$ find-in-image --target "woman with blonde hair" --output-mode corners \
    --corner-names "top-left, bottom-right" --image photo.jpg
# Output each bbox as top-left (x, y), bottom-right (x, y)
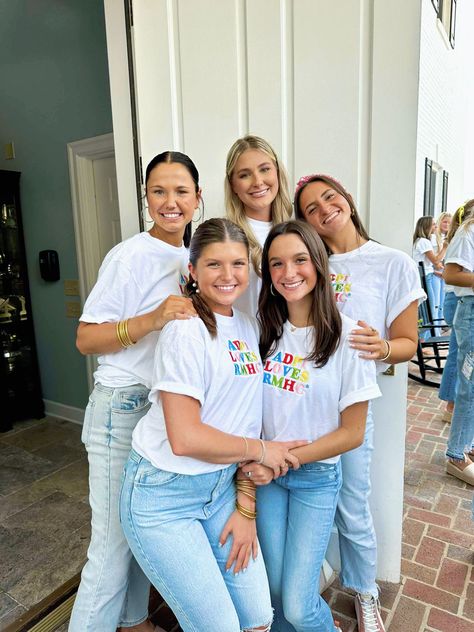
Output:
top-left (443, 202), bottom-right (474, 485)
top-left (439, 202), bottom-right (474, 422)
top-left (225, 135), bottom-right (292, 316)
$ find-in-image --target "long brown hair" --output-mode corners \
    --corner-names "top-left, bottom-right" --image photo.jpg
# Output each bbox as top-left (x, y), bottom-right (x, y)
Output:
top-left (412, 216), bottom-right (434, 244)
top-left (185, 218), bottom-right (249, 337)
top-left (294, 174), bottom-right (370, 251)
top-left (225, 135), bottom-right (292, 274)
top-left (258, 220), bottom-right (341, 367)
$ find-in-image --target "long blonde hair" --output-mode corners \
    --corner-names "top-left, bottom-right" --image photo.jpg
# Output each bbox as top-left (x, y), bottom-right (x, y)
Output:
top-left (434, 212), bottom-right (452, 251)
top-left (225, 135), bottom-right (292, 274)
top-left (446, 200), bottom-right (474, 244)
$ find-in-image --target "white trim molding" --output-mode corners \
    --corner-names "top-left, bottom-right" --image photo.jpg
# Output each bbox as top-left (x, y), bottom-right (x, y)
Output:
top-left (43, 400), bottom-right (85, 425)
top-left (67, 132), bottom-right (114, 392)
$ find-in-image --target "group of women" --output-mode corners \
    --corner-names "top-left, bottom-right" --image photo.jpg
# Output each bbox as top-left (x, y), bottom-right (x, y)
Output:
top-left (412, 204), bottom-right (474, 487)
top-left (69, 136), bottom-right (426, 632)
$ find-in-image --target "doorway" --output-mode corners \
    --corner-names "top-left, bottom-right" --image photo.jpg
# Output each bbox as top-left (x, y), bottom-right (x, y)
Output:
top-left (67, 133), bottom-right (121, 391)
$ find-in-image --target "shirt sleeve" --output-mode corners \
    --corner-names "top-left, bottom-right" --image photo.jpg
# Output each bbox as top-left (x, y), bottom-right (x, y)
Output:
top-left (386, 253), bottom-right (426, 328)
top-left (417, 238), bottom-right (434, 255)
top-left (338, 337), bottom-right (381, 412)
top-left (80, 258), bottom-right (143, 323)
top-left (152, 321), bottom-right (206, 405)
top-left (445, 228), bottom-right (474, 272)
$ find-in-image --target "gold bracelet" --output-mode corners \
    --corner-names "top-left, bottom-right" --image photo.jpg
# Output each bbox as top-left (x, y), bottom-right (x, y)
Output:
top-left (236, 501), bottom-right (257, 520)
top-left (117, 319), bottom-right (136, 348)
top-left (256, 438), bottom-right (266, 464)
top-left (379, 339), bottom-right (391, 362)
top-left (241, 436), bottom-right (249, 462)
top-left (116, 321), bottom-right (128, 348)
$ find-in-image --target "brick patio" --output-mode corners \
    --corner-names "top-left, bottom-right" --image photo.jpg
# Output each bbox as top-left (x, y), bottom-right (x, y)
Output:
top-left (322, 380), bottom-right (474, 632)
top-left (149, 379), bottom-right (474, 631)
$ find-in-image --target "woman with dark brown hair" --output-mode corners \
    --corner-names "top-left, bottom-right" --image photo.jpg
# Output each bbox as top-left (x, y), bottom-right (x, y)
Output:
top-left (294, 175), bottom-right (424, 632)
top-left (243, 220), bottom-right (381, 632)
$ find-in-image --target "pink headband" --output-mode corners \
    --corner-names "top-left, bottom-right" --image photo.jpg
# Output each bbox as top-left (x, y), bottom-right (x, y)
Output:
top-left (294, 173), bottom-right (347, 199)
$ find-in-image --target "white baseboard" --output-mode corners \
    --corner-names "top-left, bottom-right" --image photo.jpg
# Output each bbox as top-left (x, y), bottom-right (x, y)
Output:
top-left (43, 400), bottom-right (85, 425)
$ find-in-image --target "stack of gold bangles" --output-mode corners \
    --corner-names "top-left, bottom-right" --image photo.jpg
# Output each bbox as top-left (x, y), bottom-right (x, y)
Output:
top-left (236, 478), bottom-right (257, 520)
top-left (116, 319), bottom-right (135, 348)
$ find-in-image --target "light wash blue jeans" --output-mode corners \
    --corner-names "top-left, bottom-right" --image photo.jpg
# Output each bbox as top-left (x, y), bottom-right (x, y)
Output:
top-left (120, 451), bottom-right (273, 632)
top-left (432, 273), bottom-right (445, 325)
top-left (257, 460), bottom-right (342, 632)
top-left (422, 272), bottom-right (441, 339)
top-left (69, 384), bottom-right (151, 632)
top-left (335, 408), bottom-right (377, 596)
top-left (446, 296), bottom-right (474, 461)
top-left (439, 292), bottom-right (459, 403)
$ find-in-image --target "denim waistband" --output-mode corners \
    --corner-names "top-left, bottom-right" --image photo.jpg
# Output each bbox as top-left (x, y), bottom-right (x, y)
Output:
top-left (129, 448), bottom-right (144, 463)
top-left (94, 382), bottom-right (147, 395)
top-left (459, 295), bottom-right (474, 303)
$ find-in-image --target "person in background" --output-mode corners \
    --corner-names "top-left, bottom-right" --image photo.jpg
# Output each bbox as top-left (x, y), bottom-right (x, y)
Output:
top-left (412, 216), bottom-right (446, 337)
top-left (120, 218), bottom-right (307, 632)
top-left (438, 203), bottom-right (474, 423)
top-left (431, 212), bottom-right (451, 327)
top-left (225, 135), bottom-right (292, 317)
top-left (294, 173), bottom-right (424, 632)
top-left (443, 206), bottom-right (474, 486)
top-left (69, 151), bottom-right (199, 632)
top-left (242, 220), bottom-right (380, 632)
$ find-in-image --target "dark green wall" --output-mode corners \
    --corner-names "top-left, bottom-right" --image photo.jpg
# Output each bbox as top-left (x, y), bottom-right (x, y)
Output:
top-left (0, 0), bottom-right (113, 409)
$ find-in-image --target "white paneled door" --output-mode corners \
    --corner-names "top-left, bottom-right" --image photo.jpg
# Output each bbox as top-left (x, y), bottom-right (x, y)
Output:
top-left (126, 0), bottom-right (423, 583)
top-left (130, 0), bottom-right (370, 221)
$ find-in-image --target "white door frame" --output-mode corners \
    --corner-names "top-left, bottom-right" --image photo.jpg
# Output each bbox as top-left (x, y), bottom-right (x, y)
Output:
top-left (67, 132), bottom-right (116, 392)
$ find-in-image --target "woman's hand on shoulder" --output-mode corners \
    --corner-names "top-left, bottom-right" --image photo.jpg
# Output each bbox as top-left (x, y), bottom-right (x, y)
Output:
top-left (219, 510), bottom-right (258, 574)
top-left (149, 295), bottom-right (196, 331)
top-left (348, 320), bottom-right (387, 360)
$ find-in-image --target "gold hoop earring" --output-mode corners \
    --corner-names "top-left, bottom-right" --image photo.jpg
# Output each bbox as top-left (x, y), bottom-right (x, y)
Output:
top-left (193, 200), bottom-right (204, 223)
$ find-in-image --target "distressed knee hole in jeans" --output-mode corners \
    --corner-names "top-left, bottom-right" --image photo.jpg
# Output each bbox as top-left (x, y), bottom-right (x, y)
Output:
top-left (461, 351), bottom-right (474, 382)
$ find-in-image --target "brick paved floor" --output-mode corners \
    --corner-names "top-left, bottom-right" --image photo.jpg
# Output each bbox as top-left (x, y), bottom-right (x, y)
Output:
top-left (321, 380), bottom-right (474, 632)
top-left (148, 378), bottom-right (474, 631)
top-left (151, 379), bottom-right (474, 632)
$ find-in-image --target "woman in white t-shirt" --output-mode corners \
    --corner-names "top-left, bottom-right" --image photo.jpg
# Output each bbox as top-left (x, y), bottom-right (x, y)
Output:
top-left (242, 220), bottom-right (380, 632)
top-left (443, 211), bottom-right (474, 486)
top-left (120, 218), bottom-right (306, 632)
top-left (412, 215), bottom-right (445, 336)
top-left (69, 152), bottom-right (199, 632)
top-left (225, 135), bottom-right (292, 317)
top-left (294, 174), bottom-right (424, 632)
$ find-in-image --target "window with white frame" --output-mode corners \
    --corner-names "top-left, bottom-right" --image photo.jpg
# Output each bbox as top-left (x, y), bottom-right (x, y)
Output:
top-left (432, 0), bottom-right (457, 48)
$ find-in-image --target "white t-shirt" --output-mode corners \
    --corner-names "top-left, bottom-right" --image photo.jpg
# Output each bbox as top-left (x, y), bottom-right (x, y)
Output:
top-left (445, 224), bottom-right (474, 297)
top-left (234, 217), bottom-right (272, 317)
top-left (80, 232), bottom-right (189, 388)
top-left (132, 310), bottom-right (263, 475)
top-left (262, 314), bottom-right (381, 464)
top-left (329, 241), bottom-right (425, 371)
top-left (412, 237), bottom-right (434, 275)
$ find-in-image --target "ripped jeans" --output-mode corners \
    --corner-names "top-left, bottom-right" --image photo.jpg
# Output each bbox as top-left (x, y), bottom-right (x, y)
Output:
top-left (69, 383), bottom-right (151, 632)
top-left (446, 296), bottom-right (474, 461)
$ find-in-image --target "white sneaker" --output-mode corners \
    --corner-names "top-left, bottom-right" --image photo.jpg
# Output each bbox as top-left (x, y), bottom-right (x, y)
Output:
top-left (354, 592), bottom-right (385, 632)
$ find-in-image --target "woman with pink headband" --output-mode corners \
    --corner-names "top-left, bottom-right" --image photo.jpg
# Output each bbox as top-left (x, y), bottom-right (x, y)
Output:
top-left (294, 174), bottom-right (425, 632)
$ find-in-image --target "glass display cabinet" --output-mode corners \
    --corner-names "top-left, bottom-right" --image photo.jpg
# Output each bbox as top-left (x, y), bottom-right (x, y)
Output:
top-left (0, 170), bottom-right (44, 431)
